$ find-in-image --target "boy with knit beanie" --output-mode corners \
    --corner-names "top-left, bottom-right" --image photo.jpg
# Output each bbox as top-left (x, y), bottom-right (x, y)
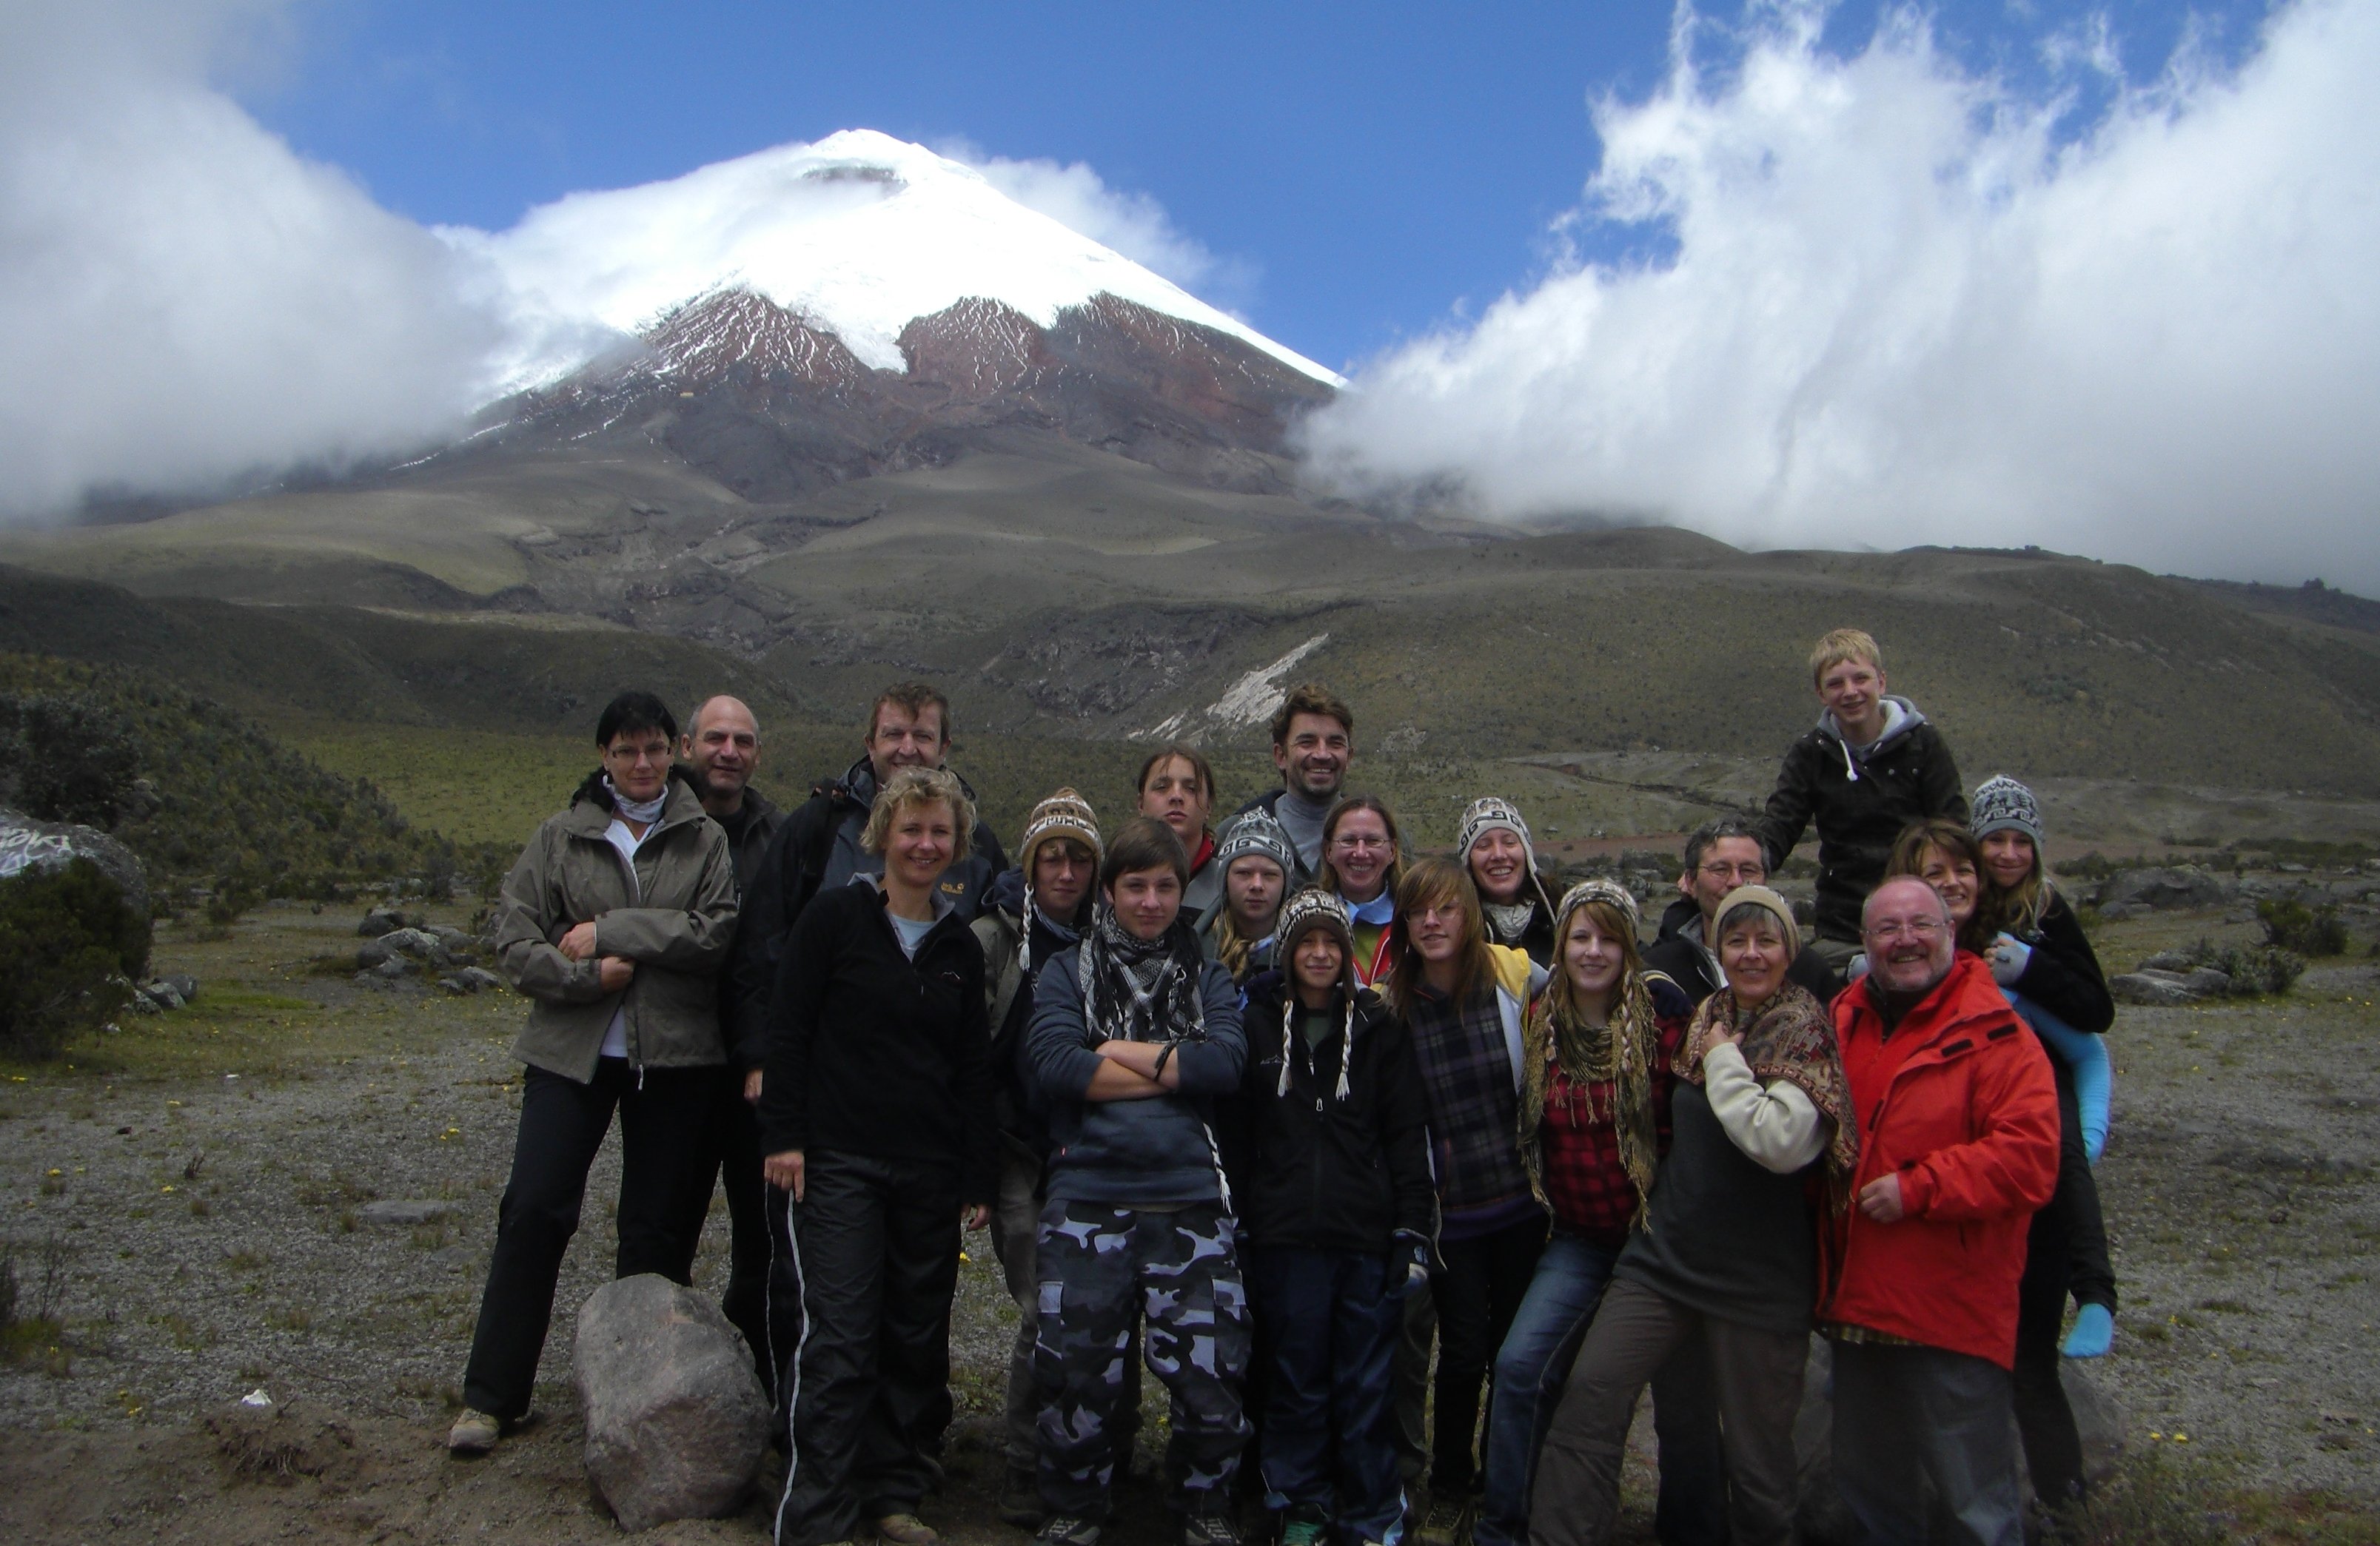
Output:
top-left (974, 789), bottom-right (1109, 1525)
top-left (1219, 891), bottom-right (1436, 1546)
top-left (1757, 629), bottom-right (1967, 975)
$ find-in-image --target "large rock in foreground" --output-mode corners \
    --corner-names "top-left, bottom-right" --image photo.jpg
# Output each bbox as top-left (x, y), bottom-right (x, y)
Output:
top-left (0, 805), bottom-right (149, 922)
top-left (574, 1274), bottom-right (770, 1532)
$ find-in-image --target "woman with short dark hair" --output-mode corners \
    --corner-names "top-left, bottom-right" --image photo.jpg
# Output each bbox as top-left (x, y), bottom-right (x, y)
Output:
top-left (452, 691), bottom-right (740, 1456)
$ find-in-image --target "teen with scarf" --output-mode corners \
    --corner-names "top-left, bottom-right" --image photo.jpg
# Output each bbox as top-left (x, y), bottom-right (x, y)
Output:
top-left (1390, 857), bottom-right (1546, 1546)
top-left (1460, 797), bottom-right (1562, 967)
top-left (1529, 887), bottom-right (1855, 1546)
top-left (1218, 890), bottom-right (1435, 1546)
top-left (455, 693), bottom-right (739, 1456)
top-left (1475, 881), bottom-right (1724, 1546)
top-left (1020, 817), bottom-right (1251, 1546)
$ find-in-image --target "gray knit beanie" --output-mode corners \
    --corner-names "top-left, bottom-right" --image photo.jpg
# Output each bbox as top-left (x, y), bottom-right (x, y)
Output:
top-left (1969, 775), bottom-right (2044, 847)
top-left (1213, 810), bottom-right (1297, 879)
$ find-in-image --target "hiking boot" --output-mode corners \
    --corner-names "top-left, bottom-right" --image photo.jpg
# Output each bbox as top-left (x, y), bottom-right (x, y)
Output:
top-left (1037, 1516), bottom-right (1102, 1546)
top-left (1182, 1510), bottom-right (1244, 1546)
top-left (1278, 1505), bottom-right (1329, 1546)
top-left (875, 1515), bottom-right (939, 1546)
top-left (999, 1467), bottom-right (1046, 1529)
top-left (445, 1407), bottom-right (500, 1456)
top-left (1413, 1496), bottom-right (1469, 1546)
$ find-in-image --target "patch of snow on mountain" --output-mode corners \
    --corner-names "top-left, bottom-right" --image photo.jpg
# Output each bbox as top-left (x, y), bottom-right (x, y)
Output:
top-left (455, 130), bottom-right (1341, 392)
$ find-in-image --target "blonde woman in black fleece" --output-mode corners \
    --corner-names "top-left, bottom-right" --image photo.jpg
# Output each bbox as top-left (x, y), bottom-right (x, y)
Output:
top-left (761, 766), bottom-right (996, 1546)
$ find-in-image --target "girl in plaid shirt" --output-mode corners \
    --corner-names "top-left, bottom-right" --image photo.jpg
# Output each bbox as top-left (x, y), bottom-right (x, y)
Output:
top-left (1474, 881), bottom-right (1725, 1546)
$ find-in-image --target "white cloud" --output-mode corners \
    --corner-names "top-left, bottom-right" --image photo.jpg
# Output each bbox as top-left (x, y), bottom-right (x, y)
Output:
top-left (946, 141), bottom-right (1258, 309)
top-left (0, 0), bottom-right (507, 517)
top-left (1300, 0), bottom-right (2380, 592)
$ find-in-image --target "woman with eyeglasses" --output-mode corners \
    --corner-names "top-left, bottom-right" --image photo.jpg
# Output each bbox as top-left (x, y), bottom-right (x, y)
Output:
top-left (1318, 795), bottom-right (1408, 988)
top-left (452, 691), bottom-right (740, 1457)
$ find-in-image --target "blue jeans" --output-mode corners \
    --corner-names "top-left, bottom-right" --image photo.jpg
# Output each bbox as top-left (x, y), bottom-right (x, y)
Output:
top-left (1245, 1246), bottom-right (1407, 1545)
top-left (1830, 1340), bottom-right (2025, 1546)
top-left (1475, 1234), bottom-right (1730, 1546)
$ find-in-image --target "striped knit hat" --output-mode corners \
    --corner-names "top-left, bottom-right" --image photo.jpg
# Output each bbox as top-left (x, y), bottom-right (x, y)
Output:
top-left (1457, 796), bottom-right (1535, 870)
top-left (1213, 809), bottom-right (1296, 878)
top-left (1553, 877), bottom-right (1641, 941)
top-left (1969, 775), bottom-right (2044, 847)
top-left (1018, 788), bottom-right (1102, 873)
top-left (1271, 888), bottom-right (1357, 1100)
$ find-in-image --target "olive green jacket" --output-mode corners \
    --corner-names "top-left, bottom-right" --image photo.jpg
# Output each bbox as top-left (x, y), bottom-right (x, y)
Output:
top-left (495, 776), bottom-right (740, 1082)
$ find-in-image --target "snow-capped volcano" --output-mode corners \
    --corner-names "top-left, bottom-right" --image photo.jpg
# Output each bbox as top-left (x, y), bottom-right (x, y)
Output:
top-left (456, 130), bottom-right (1340, 391)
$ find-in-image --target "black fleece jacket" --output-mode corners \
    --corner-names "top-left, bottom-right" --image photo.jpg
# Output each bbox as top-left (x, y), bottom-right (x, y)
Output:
top-left (1216, 975), bottom-right (1438, 1256)
top-left (1757, 702), bottom-right (1967, 943)
top-left (2006, 891), bottom-right (2113, 1034)
top-left (726, 759), bottom-right (1007, 1070)
top-left (757, 881), bottom-right (997, 1203)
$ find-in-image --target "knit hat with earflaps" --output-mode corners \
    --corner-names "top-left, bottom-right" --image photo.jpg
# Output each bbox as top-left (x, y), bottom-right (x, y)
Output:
top-left (1460, 796), bottom-right (1557, 942)
top-left (1552, 877), bottom-right (1641, 942)
top-left (1212, 809), bottom-right (1297, 880)
top-left (1018, 788), bottom-right (1102, 873)
top-left (1270, 888), bottom-right (1358, 1101)
top-left (1712, 884), bottom-right (1801, 960)
top-left (1969, 775), bottom-right (2044, 848)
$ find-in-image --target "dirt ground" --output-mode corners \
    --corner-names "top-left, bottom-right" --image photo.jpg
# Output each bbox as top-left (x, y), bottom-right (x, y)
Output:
top-left (1, 896), bottom-right (2376, 1542)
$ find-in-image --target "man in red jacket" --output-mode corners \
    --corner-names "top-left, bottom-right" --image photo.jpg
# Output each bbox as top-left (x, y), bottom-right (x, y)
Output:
top-left (1823, 877), bottom-right (2060, 1546)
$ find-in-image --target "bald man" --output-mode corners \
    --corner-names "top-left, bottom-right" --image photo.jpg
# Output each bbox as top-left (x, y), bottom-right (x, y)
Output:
top-left (679, 694), bottom-right (785, 1394)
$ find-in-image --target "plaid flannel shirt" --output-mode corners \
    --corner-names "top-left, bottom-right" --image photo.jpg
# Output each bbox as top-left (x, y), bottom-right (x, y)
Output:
top-left (1538, 1010), bottom-right (1687, 1246)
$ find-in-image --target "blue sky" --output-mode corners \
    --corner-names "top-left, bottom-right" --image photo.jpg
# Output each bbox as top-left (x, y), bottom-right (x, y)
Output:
top-left (244, 0), bottom-right (2278, 374)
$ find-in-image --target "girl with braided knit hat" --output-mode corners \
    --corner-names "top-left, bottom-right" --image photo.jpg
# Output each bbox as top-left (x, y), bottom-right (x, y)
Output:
top-left (1529, 887), bottom-right (1856, 1546)
top-left (1472, 881), bottom-right (1723, 1546)
top-left (1458, 797), bottom-right (1563, 968)
top-left (1217, 890), bottom-right (1436, 1546)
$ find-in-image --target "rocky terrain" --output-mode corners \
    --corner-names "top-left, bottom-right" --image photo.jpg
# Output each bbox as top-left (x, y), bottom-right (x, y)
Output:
top-left (1, 881), bottom-right (2376, 1541)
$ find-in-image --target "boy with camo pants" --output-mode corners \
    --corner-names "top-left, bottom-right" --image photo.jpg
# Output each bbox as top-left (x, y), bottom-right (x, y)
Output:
top-left (1019, 817), bottom-right (1253, 1546)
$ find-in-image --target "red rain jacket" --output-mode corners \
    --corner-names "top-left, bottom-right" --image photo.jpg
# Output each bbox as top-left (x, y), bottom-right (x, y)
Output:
top-left (1823, 952), bottom-right (2061, 1368)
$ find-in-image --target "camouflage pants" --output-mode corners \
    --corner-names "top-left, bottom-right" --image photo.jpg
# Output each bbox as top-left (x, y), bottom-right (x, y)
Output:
top-left (1034, 1199), bottom-right (1251, 1520)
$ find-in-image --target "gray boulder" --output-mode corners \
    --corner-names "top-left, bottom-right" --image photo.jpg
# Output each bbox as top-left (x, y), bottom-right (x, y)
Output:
top-left (356, 905), bottom-right (423, 938)
top-left (439, 967), bottom-right (504, 995)
top-left (0, 804), bottom-right (150, 922)
top-left (2096, 866), bottom-right (2227, 913)
top-left (2112, 971), bottom-right (2201, 1006)
top-left (2180, 967), bottom-right (2233, 997)
top-left (576, 1274), bottom-right (770, 1532)
top-left (2139, 950), bottom-right (2196, 972)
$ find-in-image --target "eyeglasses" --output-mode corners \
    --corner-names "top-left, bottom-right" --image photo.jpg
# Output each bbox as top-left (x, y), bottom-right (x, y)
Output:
top-left (605, 742), bottom-right (671, 765)
top-left (1331, 835), bottom-right (1393, 852)
top-left (1866, 918), bottom-right (1947, 942)
top-left (1697, 862), bottom-right (1766, 883)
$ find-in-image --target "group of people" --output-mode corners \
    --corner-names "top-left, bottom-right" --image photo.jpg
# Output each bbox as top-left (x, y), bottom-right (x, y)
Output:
top-left (448, 628), bottom-right (2121, 1546)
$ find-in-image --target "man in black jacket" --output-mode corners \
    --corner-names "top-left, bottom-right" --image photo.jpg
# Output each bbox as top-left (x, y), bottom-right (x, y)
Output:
top-left (1756, 629), bottom-right (1966, 973)
top-left (677, 695), bottom-right (784, 1391)
top-left (728, 682), bottom-right (1009, 1080)
top-left (1645, 816), bottom-right (1843, 1005)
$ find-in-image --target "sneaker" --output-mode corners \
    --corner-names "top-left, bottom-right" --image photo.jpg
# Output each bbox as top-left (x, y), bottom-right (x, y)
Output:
top-left (875, 1515), bottom-right (939, 1546)
top-left (1038, 1516), bottom-right (1102, 1546)
top-left (445, 1407), bottom-right (500, 1456)
top-left (999, 1467), bottom-right (1046, 1529)
top-left (1413, 1496), bottom-right (1469, 1546)
top-left (1279, 1505), bottom-right (1329, 1546)
top-left (1182, 1511), bottom-right (1244, 1546)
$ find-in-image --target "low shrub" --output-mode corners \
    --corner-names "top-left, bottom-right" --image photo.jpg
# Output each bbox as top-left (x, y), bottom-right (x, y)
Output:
top-left (2256, 898), bottom-right (2350, 958)
top-left (2181, 937), bottom-right (2306, 997)
top-left (0, 858), bottom-right (149, 1060)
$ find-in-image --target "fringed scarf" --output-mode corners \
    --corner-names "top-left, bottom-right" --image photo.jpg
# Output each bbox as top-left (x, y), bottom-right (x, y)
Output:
top-left (1518, 970), bottom-right (1662, 1229)
top-left (1677, 981), bottom-right (1860, 1206)
top-left (1078, 910), bottom-right (1207, 1046)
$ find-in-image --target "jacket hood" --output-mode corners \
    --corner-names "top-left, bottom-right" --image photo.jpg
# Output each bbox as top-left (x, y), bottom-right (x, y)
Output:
top-left (830, 755), bottom-right (983, 810)
top-left (1845, 950), bottom-right (2010, 1048)
top-left (1817, 694), bottom-right (1925, 757)
top-left (1653, 893), bottom-right (1703, 944)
